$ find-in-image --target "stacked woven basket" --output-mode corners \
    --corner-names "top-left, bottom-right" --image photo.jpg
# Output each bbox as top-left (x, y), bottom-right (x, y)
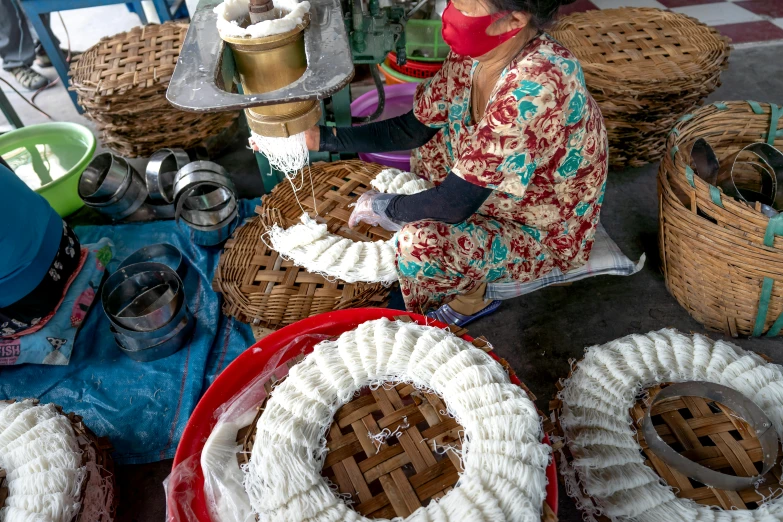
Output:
top-left (69, 22), bottom-right (238, 158)
top-left (552, 8), bottom-right (731, 169)
top-left (659, 101), bottom-right (783, 337)
top-left (213, 161), bottom-right (393, 331)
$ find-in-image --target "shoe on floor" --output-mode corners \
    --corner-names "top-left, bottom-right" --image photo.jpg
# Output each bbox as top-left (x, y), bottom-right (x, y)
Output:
top-left (35, 46), bottom-right (82, 68)
top-left (426, 300), bottom-right (501, 327)
top-left (8, 66), bottom-right (49, 91)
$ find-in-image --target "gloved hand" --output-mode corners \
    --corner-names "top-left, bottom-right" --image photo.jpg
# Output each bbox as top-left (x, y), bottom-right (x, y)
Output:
top-left (348, 191), bottom-right (403, 231)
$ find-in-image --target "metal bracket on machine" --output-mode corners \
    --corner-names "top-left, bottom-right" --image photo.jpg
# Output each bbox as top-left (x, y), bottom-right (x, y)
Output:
top-left (167, 0), bottom-right (355, 112)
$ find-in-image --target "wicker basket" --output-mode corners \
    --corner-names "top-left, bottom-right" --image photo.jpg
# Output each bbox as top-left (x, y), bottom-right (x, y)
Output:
top-left (213, 161), bottom-right (394, 330)
top-left (0, 400), bottom-right (117, 521)
top-left (237, 319), bottom-right (558, 520)
top-left (69, 22), bottom-right (238, 158)
top-left (550, 380), bottom-right (783, 513)
top-left (552, 8), bottom-right (730, 169)
top-left (659, 101), bottom-right (783, 337)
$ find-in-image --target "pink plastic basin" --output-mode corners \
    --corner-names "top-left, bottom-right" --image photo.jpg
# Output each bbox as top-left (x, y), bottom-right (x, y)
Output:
top-left (352, 83), bottom-right (418, 171)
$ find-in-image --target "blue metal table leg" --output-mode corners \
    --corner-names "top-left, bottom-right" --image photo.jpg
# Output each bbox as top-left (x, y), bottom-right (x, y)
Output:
top-left (0, 90), bottom-right (24, 130)
top-left (151, 0), bottom-right (172, 21)
top-left (20, 3), bottom-right (82, 113)
top-left (131, 0), bottom-right (148, 23)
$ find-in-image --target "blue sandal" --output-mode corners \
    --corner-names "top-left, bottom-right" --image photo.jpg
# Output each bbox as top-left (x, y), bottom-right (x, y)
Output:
top-left (426, 300), bottom-right (501, 327)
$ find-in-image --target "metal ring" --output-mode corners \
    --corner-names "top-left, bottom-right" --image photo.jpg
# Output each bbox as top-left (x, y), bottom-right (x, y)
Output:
top-left (173, 161), bottom-right (235, 202)
top-left (190, 214), bottom-right (240, 246)
top-left (117, 283), bottom-right (176, 317)
top-left (173, 172), bottom-right (235, 205)
top-left (717, 143), bottom-right (783, 213)
top-left (102, 262), bottom-right (184, 333)
top-left (184, 186), bottom-right (233, 211)
top-left (79, 153), bottom-right (131, 200)
top-left (113, 310), bottom-right (194, 362)
top-left (174, 160), bottom-right (231, 183)
top-left (642, 381), bottom-right (779, 492)
top-left (90, 170), bottom-right (149, 221)
top-left (181, 198), bottom-right (237, 227)
top-left (109, 296), bottom-right (188, 346)
top-left (81, 160), bottom-right (134, 207)
top-left (105, 269), bottom-right (182, 332)
top-left (118, 244), bottom-right (188, 280)
top-left (146, 148), bottom-right (190, 203)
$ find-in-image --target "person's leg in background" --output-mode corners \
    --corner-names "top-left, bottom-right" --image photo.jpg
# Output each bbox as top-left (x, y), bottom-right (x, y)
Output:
top-left (0, 0), bottom-right (53, 90)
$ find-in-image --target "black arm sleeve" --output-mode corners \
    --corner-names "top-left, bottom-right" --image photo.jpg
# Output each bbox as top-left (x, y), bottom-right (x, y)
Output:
top-left (319, 110), bottom-right (439, 154)
top-left (377, 172), bottom-right (492, 225)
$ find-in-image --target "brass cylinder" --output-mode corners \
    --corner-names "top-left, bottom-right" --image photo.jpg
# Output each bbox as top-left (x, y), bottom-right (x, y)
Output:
top-left (221, 16), bottom-right (322, 137)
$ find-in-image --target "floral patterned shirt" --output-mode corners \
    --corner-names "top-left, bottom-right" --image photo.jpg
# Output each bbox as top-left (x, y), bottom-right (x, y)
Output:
top-left (411, 33), bottom-right (608, 271)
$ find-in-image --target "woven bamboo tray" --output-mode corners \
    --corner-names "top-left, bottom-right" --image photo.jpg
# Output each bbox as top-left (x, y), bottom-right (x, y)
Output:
top-left (237, 320), bottom-right (557, 521)
top-left (659, 101), bottom-right (783, 337)
top-left (69, 22), bottom-right (238, 158)
top-left (552, 8), bottom-right (730, 169)
top-left (213, 161), bottom-right (394, 330)
top-left (0, 400), bottom-right (117, 522)
top-left (550, 379), bottom-right (783, 513)
top-left (259, 160), bottom-right (396, 242)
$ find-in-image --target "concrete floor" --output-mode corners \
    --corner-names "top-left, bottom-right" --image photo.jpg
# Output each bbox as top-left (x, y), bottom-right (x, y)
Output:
top-left (3, 8), bottom-right (783, 520)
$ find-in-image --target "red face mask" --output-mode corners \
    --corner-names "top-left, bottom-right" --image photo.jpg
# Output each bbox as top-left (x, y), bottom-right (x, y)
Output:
top-left (441, 3), bottom-right (522, 58)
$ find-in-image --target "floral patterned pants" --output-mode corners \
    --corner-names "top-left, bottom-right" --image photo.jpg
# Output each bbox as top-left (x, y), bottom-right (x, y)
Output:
top-left (394, 214), bottom-right (555, 313)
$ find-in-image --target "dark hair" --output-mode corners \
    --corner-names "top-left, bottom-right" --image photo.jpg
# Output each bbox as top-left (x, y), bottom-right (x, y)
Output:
top-left (488, 0), bottom-right (576, 27)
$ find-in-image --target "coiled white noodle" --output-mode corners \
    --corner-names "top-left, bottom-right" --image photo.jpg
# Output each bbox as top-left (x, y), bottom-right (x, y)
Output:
top-left (557, 329), bottom-right (783, 522)
top-left (267, 169), bottom-right (435, 284)
top-left (0, 401), bottom-right (85, 522)
top-left (243, 318), bottom-right (550, 521)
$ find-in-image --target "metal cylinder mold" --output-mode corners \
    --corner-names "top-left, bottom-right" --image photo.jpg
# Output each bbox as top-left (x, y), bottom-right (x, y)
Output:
top-left (220, 16), bottom-right (322, 137)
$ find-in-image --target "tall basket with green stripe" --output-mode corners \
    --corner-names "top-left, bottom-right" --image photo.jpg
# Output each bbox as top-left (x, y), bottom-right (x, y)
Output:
top-left (659, 101), bottom-right (783, 337)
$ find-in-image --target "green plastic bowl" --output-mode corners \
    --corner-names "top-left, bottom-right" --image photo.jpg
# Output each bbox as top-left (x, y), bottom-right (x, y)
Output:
top-left (0, 122), bottom-right (96, 217)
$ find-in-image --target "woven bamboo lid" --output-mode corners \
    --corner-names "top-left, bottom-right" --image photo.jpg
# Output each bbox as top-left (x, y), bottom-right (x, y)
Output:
top-left (552, 8), bottom-right (730, 86)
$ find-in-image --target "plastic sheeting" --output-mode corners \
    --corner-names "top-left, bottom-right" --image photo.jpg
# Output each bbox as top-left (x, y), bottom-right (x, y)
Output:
top-left (0, 200), bottom-right (260, 465)
top-left (165, 333), bottom-right (329, 522)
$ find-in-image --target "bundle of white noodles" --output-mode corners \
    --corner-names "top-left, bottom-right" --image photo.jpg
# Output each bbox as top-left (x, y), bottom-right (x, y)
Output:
top-left (248, 132), bottom-right (310, 176)
top-left (0, 400), bottom-right (86, 522)
top-left (243, 317), bottom-right (550, 521)
top-left (557, 329), bottom-right (783, 522)
top-left (215, 0), bottom-right (310, 39)
top-left (266, 169), bottom-right (434, 283)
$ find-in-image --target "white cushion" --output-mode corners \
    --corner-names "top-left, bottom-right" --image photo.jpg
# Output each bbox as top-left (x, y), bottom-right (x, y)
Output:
top-left (486, 224), bottom-right (644, 301)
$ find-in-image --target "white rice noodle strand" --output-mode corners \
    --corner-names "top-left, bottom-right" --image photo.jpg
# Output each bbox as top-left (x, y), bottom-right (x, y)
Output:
top-left (0, 401), bottom-right (85, 522)
top-left (266, 169), bottom-right (434, 284)
top-left (215, 0), bottom-right (310, 39)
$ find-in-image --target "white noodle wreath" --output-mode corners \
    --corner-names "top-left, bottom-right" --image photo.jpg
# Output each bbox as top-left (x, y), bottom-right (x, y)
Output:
top-left (557, 329), bottom-right (783, 522)
top-left (243, 317), bottom-right (550, 521)
top-left (0, 400), bottom-right (86, 522)
top-left (267, 170), bottom-right (434, 284)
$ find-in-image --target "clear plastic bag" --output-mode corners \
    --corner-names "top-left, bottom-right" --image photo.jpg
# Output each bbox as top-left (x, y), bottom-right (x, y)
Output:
top-left (165, 333), bottom-right (331, 522)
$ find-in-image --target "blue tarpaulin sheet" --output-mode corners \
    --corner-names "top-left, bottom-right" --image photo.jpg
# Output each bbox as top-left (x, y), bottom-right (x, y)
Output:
top-left (0, 200), bottom-right (260, 465)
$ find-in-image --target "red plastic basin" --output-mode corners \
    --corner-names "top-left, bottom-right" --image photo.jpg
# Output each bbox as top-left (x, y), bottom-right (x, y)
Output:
top-left (169, 309), bottom-right (558, 520)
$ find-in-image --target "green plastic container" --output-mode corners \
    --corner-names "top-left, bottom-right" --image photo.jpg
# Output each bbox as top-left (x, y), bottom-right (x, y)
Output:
top-left (405, 20), bottom-right (449, 62)
top-left (0, 123), bottom-right (96, 217)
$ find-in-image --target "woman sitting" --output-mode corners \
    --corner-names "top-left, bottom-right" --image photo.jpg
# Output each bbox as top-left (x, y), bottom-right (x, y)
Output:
top-left (308, 0), bottom-right (607, 325)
